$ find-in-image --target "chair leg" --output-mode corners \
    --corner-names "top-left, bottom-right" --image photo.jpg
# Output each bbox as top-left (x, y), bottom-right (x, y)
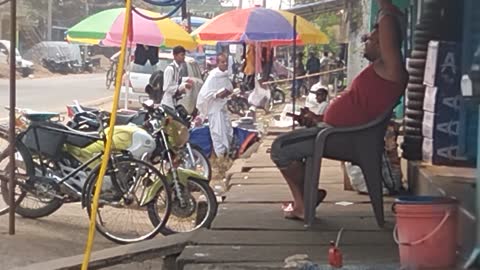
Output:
top-left (304, 157), bottom-right (321, 228)
top-left (359, 154), bottom-right (385, 227)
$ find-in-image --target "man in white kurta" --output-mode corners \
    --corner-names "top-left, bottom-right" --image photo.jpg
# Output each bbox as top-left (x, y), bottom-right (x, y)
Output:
top-left (196, 54), bottom-right (234, 157)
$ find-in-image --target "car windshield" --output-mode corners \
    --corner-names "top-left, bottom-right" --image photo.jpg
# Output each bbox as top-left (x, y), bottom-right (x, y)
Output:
top-left (130, 58), bottom-right (170, 74)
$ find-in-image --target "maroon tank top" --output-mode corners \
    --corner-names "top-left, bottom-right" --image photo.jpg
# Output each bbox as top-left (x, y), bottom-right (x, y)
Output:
top-left (323, 64), bottom-right (405, 127)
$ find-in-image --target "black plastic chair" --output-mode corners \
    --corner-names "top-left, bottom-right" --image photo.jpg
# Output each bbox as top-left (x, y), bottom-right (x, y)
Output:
top-left (303, 107), bottom-right (395, 228)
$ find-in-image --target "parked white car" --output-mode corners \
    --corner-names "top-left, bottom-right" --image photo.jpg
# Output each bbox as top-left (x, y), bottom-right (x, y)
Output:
top-left (0, 40), bottom-right (34, 77)
top-left (119, 52), bottom-right (203, 113)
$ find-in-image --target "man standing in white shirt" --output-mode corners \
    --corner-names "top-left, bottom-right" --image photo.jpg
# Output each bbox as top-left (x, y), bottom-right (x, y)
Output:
top-left (196, 53), bottom-right (234, 157)
top-left (161, 46), bottom-right (191, 108)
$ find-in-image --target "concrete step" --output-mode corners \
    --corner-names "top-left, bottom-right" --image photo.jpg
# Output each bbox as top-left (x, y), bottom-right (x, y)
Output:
top-left (189, 229), bottom-right (396, 246)
top-left (177, 245), bottom-right (398, 270)
top-left (14, 232), bottom-right (195, 270)
top-left (181, 263), bottom-right (400, 270)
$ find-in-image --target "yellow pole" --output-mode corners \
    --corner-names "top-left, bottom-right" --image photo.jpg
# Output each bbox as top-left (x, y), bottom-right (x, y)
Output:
top-left (81, 0), bottom-right (132, 269)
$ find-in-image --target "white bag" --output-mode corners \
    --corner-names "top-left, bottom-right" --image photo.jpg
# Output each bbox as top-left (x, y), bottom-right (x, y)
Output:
top-left (248, 78), bottom-right (271, 109)
top-left (345, 152), bottom-right (401, 195)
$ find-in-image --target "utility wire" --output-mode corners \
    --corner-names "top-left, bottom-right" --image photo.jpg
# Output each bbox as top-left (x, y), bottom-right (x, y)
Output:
top-left (0, 0), bottom-right (10, 6)
top-left (129, 0), bottom-right (184, 21)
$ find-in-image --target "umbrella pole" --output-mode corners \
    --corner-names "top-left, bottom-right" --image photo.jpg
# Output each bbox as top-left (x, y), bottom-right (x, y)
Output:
top-left (124, 47), bottom-right (132, 110)
top-left (291, 15), bottom-right (297, 130)
top-left (8, 0), bottom-right (17, 235)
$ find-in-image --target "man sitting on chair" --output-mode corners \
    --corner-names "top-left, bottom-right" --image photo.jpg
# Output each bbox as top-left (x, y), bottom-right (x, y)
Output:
top-left (270, 0), bottom-right (408, 220)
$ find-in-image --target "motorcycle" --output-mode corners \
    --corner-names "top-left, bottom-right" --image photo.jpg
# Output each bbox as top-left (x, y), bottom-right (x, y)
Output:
top-left (226, 72), bottom-right (251, 116)
top-left (0, 107), bottom-right (172, 244)
top-left (67, 101), bottom-right (218, 235)
top-left (66, 101), bottom-right (212, 181)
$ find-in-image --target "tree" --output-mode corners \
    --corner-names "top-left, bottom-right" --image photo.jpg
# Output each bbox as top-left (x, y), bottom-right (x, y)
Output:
top-left (305, 11), bottom-right (342, 56)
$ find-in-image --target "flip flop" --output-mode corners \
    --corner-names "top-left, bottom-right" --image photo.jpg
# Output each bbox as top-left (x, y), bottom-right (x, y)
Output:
top-left (281, 189), bottom-right (327, 210)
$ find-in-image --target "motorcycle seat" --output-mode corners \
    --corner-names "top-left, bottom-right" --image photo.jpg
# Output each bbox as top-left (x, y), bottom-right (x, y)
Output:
top-left (115, 111), bottom-right (147, 126)
top-left (64, 126), bottom-right (102, 148)
top-left (23, 111), bottom-right (61, 122)
top-left (115, 113), bottom-right (138, 125)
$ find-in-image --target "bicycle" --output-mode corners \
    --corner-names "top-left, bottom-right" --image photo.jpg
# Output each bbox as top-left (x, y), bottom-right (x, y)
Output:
top-left (0, 109), bottom-right (172, 244)
top-left (105, 60), bottom-right (117, 90)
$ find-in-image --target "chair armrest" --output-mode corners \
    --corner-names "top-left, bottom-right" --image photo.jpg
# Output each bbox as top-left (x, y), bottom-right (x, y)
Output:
top-left (314, 105), bottom-right (395, 145)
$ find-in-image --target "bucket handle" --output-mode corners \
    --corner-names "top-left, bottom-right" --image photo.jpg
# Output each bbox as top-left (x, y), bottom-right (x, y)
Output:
top-left (393, 210), bottom-right (451, 246)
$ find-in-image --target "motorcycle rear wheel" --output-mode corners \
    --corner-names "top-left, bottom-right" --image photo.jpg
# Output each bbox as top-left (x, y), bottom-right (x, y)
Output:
top-left (84, 157), bottom-right (172, 244)
top-left (0, 141), bottom-right (63, 218)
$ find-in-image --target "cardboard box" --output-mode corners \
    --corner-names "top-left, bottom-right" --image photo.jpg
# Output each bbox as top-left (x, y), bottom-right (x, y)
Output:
top-left (422, 110), bottom-right (460, 139)
top-left (423, 86), bottom-right (462, 113)
top-left (422, 137), bottom-right (474, 167)
top-left (424, 41), bottom-right (461, 89)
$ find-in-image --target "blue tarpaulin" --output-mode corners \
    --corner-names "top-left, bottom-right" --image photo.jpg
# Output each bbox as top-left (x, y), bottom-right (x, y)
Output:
top-left (189, 126), bottom-right (256, 157)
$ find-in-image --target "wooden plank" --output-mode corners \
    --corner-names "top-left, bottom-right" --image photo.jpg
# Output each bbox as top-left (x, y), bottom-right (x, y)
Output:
top-left (224, 184), bottom-right (396, 204)
top-left (213, 203), bottom-right (395, 231)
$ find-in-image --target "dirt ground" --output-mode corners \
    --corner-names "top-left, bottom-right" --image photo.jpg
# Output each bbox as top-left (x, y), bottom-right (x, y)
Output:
top-left (0, 55), bottom-right (110, 80)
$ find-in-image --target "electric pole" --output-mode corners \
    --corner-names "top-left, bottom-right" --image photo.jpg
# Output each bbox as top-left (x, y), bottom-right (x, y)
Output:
top-left (262, 0), bottom-right (266, 8)
top-left (239, 0), bottom-right (243, 9)
top-left (47, 0), bottom-right (52, 41)
top-left (181, 0), bottom-right (191, 33)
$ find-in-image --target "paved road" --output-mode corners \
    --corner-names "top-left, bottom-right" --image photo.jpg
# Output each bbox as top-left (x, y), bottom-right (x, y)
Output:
top-left (0, 74), bottom-right (111, 119)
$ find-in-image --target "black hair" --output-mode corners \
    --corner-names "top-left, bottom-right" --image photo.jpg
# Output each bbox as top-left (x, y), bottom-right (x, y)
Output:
top-left (217, 52), bottom-right (227, 60)
top-left (173, 46), bottom-right (186, 55)
top-left (315, 88), bottom-right (328, 95)
top-left (323, 52), bottom-right (329, 57)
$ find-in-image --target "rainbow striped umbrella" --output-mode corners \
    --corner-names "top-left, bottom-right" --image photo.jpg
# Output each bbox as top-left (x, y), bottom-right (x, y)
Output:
top-left (66, 8), bottom-right (197, 50)
top-left (191, 7), bottom-right (329, 45)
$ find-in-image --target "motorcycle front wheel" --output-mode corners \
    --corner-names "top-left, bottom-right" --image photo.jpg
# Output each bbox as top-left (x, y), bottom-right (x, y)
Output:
top-left (180, 144), bottom-right (212, 180)
top-left (149, 177), bottom-right (218, 236)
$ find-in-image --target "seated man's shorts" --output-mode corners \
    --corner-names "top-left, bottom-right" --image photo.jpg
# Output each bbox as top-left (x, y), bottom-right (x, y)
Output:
top-left (270, 126), bottom-right (325, 168)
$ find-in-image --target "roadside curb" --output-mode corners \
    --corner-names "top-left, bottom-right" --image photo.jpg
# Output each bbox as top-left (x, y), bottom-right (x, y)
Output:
top-left (13, 231), bottom-right (196, 270)
top-left (0, 96), bottom-right (113, 123)
top-left (81, 96), bottom-right (113, 108)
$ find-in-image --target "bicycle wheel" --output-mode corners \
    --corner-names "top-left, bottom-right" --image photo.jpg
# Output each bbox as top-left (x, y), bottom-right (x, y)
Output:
top-left (149, 177), bottom-right (218, 235)
top-left (105, 68), bottom-right (114, 89)
top-left (0, 130), bottom-right (12, 215)
top-left (180, 145), bottom-right (212, 180)
top-left (84, 157), bottom-right (172, 244)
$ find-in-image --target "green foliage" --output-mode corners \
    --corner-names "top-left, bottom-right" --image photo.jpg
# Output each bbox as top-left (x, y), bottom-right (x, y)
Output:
top-left (305, 11), bottom-right (341, 56)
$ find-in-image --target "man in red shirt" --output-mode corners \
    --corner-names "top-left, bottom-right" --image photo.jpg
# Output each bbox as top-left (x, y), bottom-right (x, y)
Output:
top-left (271, 0), bottom-right (408, 220)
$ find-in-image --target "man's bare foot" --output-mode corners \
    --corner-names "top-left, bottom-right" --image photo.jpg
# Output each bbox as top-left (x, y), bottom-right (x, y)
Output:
top-left (282, 189), bottom-right (327, 220)
top-left (283, 208), bottom-right (305, 220)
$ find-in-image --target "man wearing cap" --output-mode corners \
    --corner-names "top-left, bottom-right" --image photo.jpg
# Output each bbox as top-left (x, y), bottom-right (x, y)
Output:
top-left (305, 82), bottom-right (329, 117)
